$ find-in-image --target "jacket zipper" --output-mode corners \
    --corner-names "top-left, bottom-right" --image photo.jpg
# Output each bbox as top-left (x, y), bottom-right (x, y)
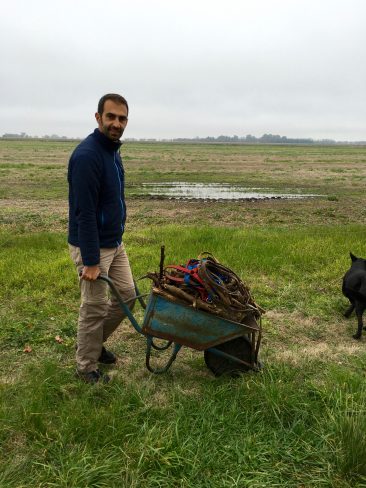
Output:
top-left (113, 152), bottom-right (124, 244)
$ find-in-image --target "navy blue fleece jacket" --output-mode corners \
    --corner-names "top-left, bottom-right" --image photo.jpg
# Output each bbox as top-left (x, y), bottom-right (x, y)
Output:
top-left (68, 129), bottom-right (126, 266)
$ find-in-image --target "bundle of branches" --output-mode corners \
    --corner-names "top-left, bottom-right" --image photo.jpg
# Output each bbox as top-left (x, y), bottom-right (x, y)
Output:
top-left (146, 251), bottom-right (264, 323)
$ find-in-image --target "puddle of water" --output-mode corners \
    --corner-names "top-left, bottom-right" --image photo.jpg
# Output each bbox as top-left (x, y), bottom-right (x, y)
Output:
top-left (141, 183), bottom-right (321, 201)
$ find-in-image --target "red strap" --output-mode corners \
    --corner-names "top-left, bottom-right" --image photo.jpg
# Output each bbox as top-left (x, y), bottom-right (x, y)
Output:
top-left (165, 265), bottom-right (204, 285)
top-left (164, 272), bottom-right (185, 283)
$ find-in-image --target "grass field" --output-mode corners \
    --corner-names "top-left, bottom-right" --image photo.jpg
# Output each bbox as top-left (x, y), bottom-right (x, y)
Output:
top-left (1, 139), bottom-right (366, 487)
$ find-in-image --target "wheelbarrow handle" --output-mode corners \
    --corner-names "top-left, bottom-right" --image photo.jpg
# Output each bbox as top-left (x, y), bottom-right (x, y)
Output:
top-left (97, 274), bottom-right (145, 335)
top-left (133, 279), bottom-right (148, 310)
top-left (99, 275), bottom-right (149, 308)
top-left (78, 270), bottom-right (148, 306)
top-left (98, 274), bottom-right (180, 373)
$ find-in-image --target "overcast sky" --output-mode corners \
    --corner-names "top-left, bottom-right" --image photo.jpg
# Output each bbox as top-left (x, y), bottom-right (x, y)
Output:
top-left (1, 0), bottom-right (365, 140)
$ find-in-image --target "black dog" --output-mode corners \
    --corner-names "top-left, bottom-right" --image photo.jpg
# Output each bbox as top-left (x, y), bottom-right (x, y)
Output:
top-left (342, 252), bottom-right (366, 339)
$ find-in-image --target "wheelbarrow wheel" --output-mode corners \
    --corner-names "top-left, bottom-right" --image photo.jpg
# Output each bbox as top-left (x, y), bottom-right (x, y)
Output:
top-left (204, 336), bottom-right (254, 377)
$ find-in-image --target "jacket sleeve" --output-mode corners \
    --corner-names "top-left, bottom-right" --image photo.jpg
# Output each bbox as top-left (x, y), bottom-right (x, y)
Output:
top-left (70, 150), bottom-right (102, 266)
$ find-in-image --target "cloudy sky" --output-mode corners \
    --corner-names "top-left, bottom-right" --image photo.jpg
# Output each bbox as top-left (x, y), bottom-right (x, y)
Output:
top-left (1, 0), bottom-right (365, 140)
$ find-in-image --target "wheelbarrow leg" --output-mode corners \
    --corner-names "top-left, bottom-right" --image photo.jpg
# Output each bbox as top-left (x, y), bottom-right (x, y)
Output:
top-left (145, 337), bottom-right (182, 374)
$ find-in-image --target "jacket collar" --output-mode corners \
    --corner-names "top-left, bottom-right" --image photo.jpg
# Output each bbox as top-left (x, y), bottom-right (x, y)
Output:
top-left (92, 128), bottom-right (122, 151)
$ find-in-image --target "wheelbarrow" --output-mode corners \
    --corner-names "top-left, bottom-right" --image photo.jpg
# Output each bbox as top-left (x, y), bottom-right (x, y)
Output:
top-left (98, 275), bottom-right (262, 377)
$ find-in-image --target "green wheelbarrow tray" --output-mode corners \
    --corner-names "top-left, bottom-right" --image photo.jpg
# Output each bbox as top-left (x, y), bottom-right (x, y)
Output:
top-left (98, 274), bottom-right (262, 376)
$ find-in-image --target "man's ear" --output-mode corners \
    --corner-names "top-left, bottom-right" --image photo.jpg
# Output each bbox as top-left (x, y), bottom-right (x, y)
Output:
top-left (95, 112), bottom-right (101, 125)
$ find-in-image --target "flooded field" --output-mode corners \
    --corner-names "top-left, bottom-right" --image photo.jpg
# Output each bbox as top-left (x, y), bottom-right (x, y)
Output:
top-left (140, 182), bottom-right (321, 201)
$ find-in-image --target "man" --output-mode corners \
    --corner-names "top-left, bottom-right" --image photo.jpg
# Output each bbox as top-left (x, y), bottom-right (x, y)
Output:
top-left (68, 93), bottom-right (136, 384)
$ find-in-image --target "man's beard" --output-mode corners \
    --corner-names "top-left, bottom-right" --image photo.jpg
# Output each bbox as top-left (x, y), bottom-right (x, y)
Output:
top-left (103, 125), bottom-right (123, 141)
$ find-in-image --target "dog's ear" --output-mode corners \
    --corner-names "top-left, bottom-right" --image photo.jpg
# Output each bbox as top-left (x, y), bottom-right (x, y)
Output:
top-left (350, 252), bottom-right (358, 262)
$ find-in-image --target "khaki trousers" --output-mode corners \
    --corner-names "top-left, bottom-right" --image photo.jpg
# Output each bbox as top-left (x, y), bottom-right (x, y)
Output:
top-left (69, 243), bottom-right (136, 373)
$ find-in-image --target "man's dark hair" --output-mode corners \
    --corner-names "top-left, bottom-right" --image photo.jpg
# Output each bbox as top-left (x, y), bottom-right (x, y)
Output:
top-left (97, 93), bottom-right (129, 115)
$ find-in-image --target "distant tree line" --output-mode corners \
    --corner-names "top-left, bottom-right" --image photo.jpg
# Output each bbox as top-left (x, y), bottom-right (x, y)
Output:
top-left (1, 132), bottom-right (70, 140)
top-left (169, 134), bottom-right (350, 144)
top-left (2, 132), bottom-right (365, 145)
top-left (127, 134), bottom-right (366, 144)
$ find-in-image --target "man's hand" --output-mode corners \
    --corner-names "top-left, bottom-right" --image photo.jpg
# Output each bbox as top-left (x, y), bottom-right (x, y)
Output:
top-left (81, 265), bottom-right (101, 281)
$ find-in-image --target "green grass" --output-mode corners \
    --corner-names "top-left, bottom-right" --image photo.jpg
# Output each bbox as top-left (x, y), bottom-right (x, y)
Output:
top-left (1, 225), bottom-right (366, 486)
top-left (2, 355), bottom-right (366, 486)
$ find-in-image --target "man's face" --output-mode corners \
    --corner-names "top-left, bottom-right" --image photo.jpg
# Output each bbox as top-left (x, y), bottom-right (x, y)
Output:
top-left (95, 99), bottom-right (128, 142)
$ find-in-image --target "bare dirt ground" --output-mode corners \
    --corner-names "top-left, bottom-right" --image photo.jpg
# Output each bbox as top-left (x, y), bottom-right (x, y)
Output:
top-left (0, 194), bottom-right (364, 235)
top-left (1, 140), bottom-right (365, 232)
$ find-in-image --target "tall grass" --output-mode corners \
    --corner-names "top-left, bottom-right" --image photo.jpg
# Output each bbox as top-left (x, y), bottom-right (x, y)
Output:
top-left (2, 359), bottom-right (366, 486)
top-left (1, 224), bottom-right (366, 486)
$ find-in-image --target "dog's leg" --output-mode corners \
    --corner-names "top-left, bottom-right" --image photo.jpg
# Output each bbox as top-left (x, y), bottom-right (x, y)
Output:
top-left (344, 302), bottom-right (355, 318)
top-left (353, 302), bottom-right (364, 340)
